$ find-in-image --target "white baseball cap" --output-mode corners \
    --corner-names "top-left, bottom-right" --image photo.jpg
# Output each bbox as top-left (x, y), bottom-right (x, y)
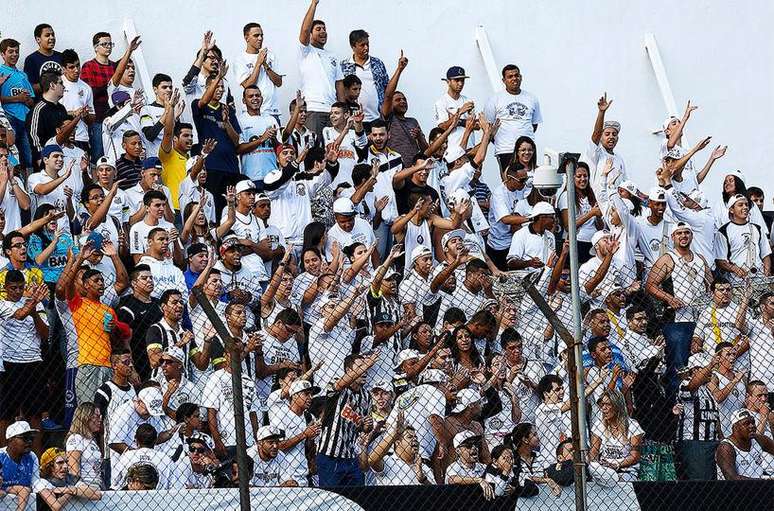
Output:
top-left (263, 169), bottom-right (283, 187)
top-left (235, 180), bottom-right (257, 195)
top-left (589, 230), bottom-right (611, 256)
top-left (670, 221), bottom-right (691, 236)
top-left (5, 420), bottom-right (38, 440)
top-left (255, 192), bottom-right (271, 204)
top-left (451, 388), bottom-right (482, 414)
top-left (419, 368), bottom-right (449, 384)
top-left (726, 193), bottom-right (747, 210)
top-left (453, 430), bottom-right (481, 449)
top-left (530, 201), bottom-right (555, 218)
top-left (95, 155), bottom-right (116, 169)
top-left (137, 387), bottom-right (165, 417)
top-left (289, 379), bottom-right (321, 396)
top-left (256, 425), bottom-right (285, 441)
top-left (618, 180), bottom-right (638, 196)
top-left (724, 169), bottom-right (746, 185)
top-left (162, 346), bottom-right (185, 364)
top-left (333, 197), bottom-right (356, 215)
top-left (662, 116), bottom-right (679, 132)
top-left (410, 245), bottom-right (432, 266)
top-left (648, 186), bottom-right (667, 202)
top-left (686, 189), bottom-right (709, 209)
top-left (730, 408), bottom-right (755, 427)
top-left (370, 380), bottom-right (393, 393)
top-left (444, 145), bottom-right (466, 164)
top-left (441, 229), bottom-right (466, 247)
top-left (394, 349), bottom-right (421, 371)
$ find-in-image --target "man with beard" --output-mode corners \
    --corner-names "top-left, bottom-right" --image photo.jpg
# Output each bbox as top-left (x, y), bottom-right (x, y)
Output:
top-left (248, 426), bottom-right (298, 487)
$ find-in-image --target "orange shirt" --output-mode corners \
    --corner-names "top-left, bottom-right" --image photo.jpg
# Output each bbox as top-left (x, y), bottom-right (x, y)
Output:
top-left (69, 294), bottom-right (129, 367)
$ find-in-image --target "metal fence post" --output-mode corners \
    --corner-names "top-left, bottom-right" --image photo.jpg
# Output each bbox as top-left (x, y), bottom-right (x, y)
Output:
top-left (191, 287), bottom-right (251, 511)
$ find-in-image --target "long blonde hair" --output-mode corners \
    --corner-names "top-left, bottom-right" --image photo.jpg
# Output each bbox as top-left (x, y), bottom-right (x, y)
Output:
top-left (66, 402), bottom-right (99, 444)
top-left (599, 388), bottom-right (629, 438)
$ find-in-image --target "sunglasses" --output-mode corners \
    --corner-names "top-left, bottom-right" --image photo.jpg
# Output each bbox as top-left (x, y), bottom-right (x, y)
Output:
top-left (189, 447), bottom-right (207, 454)
top-left (96, 42), bottom-right (115, 48)
top-left (10, 242), bottom-right (27, 249)
top-left (160, 359), bottom-right (179, 366)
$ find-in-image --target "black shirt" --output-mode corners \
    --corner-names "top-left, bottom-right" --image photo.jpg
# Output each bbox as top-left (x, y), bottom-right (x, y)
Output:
top-left (26, 98), bottom-right (68, 153)
top-left (116, 294), bottom-right (163, 380)
top-left (394, 180), bottom-right (440, 216)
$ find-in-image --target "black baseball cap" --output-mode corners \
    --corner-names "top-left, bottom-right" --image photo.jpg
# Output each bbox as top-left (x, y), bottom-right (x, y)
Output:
top-left (187, 243), bottom-right (208, 259)
top-left (444, 66), bottom-right (470, 81)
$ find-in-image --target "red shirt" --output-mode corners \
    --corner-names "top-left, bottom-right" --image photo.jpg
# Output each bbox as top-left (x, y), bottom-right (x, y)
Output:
top-left (80, 59), bottom-right (116, 121)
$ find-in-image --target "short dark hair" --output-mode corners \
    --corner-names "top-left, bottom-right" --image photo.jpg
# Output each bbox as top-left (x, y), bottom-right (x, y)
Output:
top-left (625, 304), bottom-right (647, 321)
top-left (175, 402), bottom-right (199, 424)
top-left (0, 39), bottom-right (20, 54)
top-left (714, 341), bottom-right (734, 353)
top-left (275, 308), bottom-right (302, 327)
top-left (537, 374), bottom-right (563, 401)
top-left (130, 264), bottom-right (151, 280)
top-left (442, 307), bottom-right (467, 326)
top-left (80, 183), bottom-right (102, 204)
top-left (243, 84), bottom-right (260, 95)
top-left (501, 64), bottom-right (520, 77)
top-left (465, 258), bottom-right (489, 275)
top-left (92, 32), bottom-right (110, 45)
top-left (5, 269), bottom-right (25, 286)
top-left (304, 147), bottom-right (325, 169)
top-left (747, 186), bottom-right (764, 198)
top-left (587, 336), bottom-right (608, 354)
top-left (40, 72), bottom-right (61, 93)
top-left (330, 101), bottom-right (349, 112)
top-left (2, 230), bottom-right (24, 254)
top-left (159, 289), bottom-right (182, 305)
top-left (147, 227), bottom-right (167, 241)
top-left (243, 22), bottom-right (261, 36)
top-left (343, 353), bottom-right (363, 371)
top-left (143, 190), bottom-right (167, 206)
top-left (351, 164), bottom-right (371, 187)
top-left (711, 277), bottom-right (730, 292)
top-left (310, 20), bottom-right (326, 32)
top-left (34, 24), bottom-right (53, 39)
top-left (499, 328), bottom-right (522, 350)
top-left (81, 268), bottom-right (102, 282)
top-left (122, 129), bottom-right (141, 141)
top-left (152, 73), bottom-right (172, 88)
top-left (343, 74), bottom-right (362, 88)
top-left (349, 29), bottom-right (369, 47)
top-left (174, 122), bottom-right (193, 136)
top-left (61, 49), bottom-right (79, 67)
top-left (556, 438), bottom-right (573, 458)
top-left (369, 119), bottom-right (388, 133)
top-left (135, 423), bottom-right (158, 448)
top-left (428, 127), bottom-right (444, 143)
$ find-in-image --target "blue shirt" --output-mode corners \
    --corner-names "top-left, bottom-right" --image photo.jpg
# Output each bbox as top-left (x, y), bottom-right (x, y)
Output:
top-left (0, 64), bottom-right (35, 121)
top-left (0, 448), bottom-right (38, 488)
top-left (27, 233), bottom-right (78, 282)
top-left (184, 268), bottom-right (199, 290)
top-left (191, 101), bottom-right (241, 174)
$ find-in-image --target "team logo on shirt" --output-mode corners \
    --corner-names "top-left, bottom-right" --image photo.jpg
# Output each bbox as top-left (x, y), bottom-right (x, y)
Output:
top-left (505, 102), bottom-right (528, 119)
top-left (40, 61), bottom-right (62, 75)
top-left (649, 238), bottom-right (661, 252)
top-left (296, 183), bottom-right (306, 196)
top-left (417, 234), bottom-right (424, 244)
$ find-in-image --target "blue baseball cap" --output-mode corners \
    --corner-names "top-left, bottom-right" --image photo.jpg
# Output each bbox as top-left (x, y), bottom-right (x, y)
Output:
top-left (41, 144), bottom-right (63, 159)
top-left (86, 230), bottom-right (104, 251)
top-left (111, 90), bottom-right (131, 106)
top-left (444, 66), bottom-right (469, 81)
top-left (142, 157), bottom-right (162, 170)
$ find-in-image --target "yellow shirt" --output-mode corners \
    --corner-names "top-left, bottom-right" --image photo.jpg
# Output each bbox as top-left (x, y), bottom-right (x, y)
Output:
top-left (0, 264), bottom-right (44, 300)
top-left (159, 145), bottom-right (188, 210)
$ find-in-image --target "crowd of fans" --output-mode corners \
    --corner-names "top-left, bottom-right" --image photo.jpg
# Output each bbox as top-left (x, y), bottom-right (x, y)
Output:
top-left (0, 1), bottom-right (773, 508)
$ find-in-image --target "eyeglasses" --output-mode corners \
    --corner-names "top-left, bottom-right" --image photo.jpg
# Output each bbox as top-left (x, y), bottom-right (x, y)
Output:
top-left (96, 42), bottom-right (115, 48)
top-left (117, 358), bottom-right (133, 366)
top-left (10, 242), bottom-right (27, 249)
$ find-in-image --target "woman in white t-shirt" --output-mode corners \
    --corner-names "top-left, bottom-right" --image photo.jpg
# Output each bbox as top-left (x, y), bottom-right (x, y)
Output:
top-left (588, 388), bottom-right (644, 485)
top-left (557, 162), bottom-right (602, 264)
top-left (65, 402), bottom-right (104, 488)
top-left (181, 191), bottom-right (235, 251)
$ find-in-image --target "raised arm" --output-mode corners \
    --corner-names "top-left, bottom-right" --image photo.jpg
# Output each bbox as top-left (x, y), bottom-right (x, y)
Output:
top-left (299, 0), bottom-right (319, 46)
top-left (323, 283), bottom-right (367, 332)
top-left (380, 51), bottom-right (408, 118)
top-left (695, 145), bottom-right (727, 185)
top-left (111, 36), bottom-right (141, 87)
top-left (666, 101), bottom-right (697, 150)
top-left (197, 63), bottom-right (228, 110)
top-left (368, 412), bottom-right (403, 471)
top-left (591, 93), bottom-right (612, 146)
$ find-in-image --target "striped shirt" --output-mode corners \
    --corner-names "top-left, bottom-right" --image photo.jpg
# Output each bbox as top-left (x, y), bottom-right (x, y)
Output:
top-left (317, 382), bottom-right (371, 459)
top-left (676, 383), bottom-right (720, 442)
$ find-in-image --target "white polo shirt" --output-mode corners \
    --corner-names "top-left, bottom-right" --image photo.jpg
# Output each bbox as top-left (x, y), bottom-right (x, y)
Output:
top-left (298, 43), bottom-right (343, 112)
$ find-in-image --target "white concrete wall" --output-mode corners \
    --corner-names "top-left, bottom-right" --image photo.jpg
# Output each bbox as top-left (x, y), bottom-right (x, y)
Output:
top-left (4, 0), bottom-right (773, 205)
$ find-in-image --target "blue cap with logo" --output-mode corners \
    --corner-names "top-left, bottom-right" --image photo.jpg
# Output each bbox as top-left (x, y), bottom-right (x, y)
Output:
top-left (444, 66), bottom-right (470, 81)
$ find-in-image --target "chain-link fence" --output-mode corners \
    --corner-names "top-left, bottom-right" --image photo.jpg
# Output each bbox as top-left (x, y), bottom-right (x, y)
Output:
top-left (1, 213), bottom-right (772, 511)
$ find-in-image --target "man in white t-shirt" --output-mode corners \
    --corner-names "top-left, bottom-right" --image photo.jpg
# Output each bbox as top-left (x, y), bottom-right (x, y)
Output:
top-left (506, 201), bottom-right (555, 271)
top-left (247, 426), bottom-right (298, 487)
top-left (235, 22), bottom-right (283, 121)
top-left (586, 93), bottom-right (626, 194)
top-left (139, 73), bottom-right (172, 161)
top-left (485, 166), bottom-right (531, 269)
top-left (325, 197), bottom-right (379, 265)
top-left (201, 347), bottom-right (260, 458)
top-left (297, 0), bottom-right (344, 137)
top-left (27, 144), bottom-right (74, 232)
top-left (715, 194), bottom-right (772, 285)
top-left (322, 102), bottom-right (368, 187)
top-left (268, 379), bottom-right (321, 486)
top-left (433, 66), bottom-right (475, 150)
top-left (255, 309), bottom-right (304, 404)
top-left (0, 144), bottom-right (31, 234)
top-left (60, 49), bottom-right (95, 146)
top-left (484, 64), bottom-right (542, 171)
top-left (111, 423), bottom-right (173, 489)
top-left (125, 158), bottom-right (175, 223)
top-left (128, 189), bottom-right (175, 262)
top-left (237, 87), bottom-right (279, 187)
top-left (225, 180), bottom-right (270, 282)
